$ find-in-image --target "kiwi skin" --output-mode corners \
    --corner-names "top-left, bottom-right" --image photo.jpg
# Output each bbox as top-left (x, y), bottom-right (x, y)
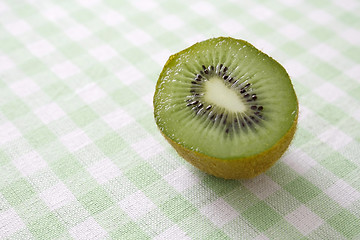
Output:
top-left (161, 114), bottom-right (297, 179)
top-left (154, 37), bottom-right (298, 179)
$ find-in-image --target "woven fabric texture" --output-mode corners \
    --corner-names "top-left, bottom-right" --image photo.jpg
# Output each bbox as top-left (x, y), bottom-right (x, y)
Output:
top-left (0, 0), bottom-right (360, 239)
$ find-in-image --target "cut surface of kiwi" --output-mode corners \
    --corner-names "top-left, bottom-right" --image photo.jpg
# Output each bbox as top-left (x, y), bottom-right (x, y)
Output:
top-left (154, 37), bottom-right (298, 179)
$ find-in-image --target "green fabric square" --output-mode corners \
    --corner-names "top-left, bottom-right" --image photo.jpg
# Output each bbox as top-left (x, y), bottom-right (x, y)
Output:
top-left (265, 220), bottom-right (303, 240)
top-left (0, 99), bottom-right (30, 120)
top-left (51, 154), bottom-right (83, 179)
top-left (125, 162), bottom-right (161, 189)
top-left (95, 132), bottom-right (125, 156)
top-left (28, 213), bottom-right (65, 240)
top-left (328, 210), bottom-right (360, 239)
top-left (0, 150), bottom-right (10, 166)
top-left (19, 59), bottom-right (47, 76)
top-left (0, 36), bottom-right (22, 53)
top-left (160, 195), bottom-right (197, 223)
top-left (320, 153), bottom-right (357, 178)
top-left (204, 230), bottom-right (231, 240)
top-left (24, 126), bottom-right (56, 148)
top-left (203, 175), bottom-right (239, 197)
top-left (242, 201), bottom-right (282, 232)
top-left (315, 62), bottom-right (341, 79)
top-left (43, 82), bottom-right (71, 100)
top-left (84, 64), bottom-right (110, 80)
top-left (317, 105), bottom-right (346, 125)
top-left (1, 179), bottom-right (36, 206)
top-left (59, 42), bottom-right (86, 59)
top-left (284, 176), bottom-right (321, 203)
top-left (70, 106), bottom-right (99, 127)
top-left (79, 187), bottom-right (115, 215)
top-left (111, 221), bottom-right (150, 240)
top-left (111, 88), bottom-right (138, 106)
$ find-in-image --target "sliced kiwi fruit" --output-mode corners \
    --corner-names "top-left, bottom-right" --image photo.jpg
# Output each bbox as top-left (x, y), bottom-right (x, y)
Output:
top-left (153, 37), bottom-right (298, 179)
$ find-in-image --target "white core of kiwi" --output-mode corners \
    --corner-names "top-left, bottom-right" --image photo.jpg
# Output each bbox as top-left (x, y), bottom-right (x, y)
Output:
top-left (203, 76), bottom-right (247, 113)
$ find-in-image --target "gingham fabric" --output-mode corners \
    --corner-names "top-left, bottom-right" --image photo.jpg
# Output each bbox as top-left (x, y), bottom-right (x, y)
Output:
top-left (0, 0), bottom-right (359, 239)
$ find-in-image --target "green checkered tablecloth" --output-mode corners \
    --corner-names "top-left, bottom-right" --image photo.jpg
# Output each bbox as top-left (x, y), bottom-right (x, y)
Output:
top-left (1, 0), bottom-right (359, 239)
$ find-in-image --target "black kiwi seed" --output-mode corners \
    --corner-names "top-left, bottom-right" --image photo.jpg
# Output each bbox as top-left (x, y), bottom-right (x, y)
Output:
top-left (252, 94), bottom-right (257, 100)
top-left (251, 105), bottom-right (257, 110)
top-left (244, 93), bottom-right (250, 98)
top-left (245, 83), bottom-right (251, 88)
top-left (228, 77), bottom-right (233, 83)
top-left (210, 65), bottom-right (214, 71)
top-left (206, 105), bottom-right (212, 110)
top-left (186, 100), bottom-right (198, 106)
top-left (258, 106), bottom-right (263, 111)
top-left (198, 103), bottom-right (203, 108)
top-left (240, 88), bottom-right (246, 94)
top-left (223, 66), bottom-right (228, 72)
top-left (225, 128), bottom-right (230, 134)
top-left (204, 69), bottom-right (209, 74)
top-left (191, 81), bottom-right (197, 84)
top-left (219, 63), bottom-right (223, 69)
top-left (202, 65), bottom-right (206, 70)
top-left (223, 75), bottom-right (228, 80)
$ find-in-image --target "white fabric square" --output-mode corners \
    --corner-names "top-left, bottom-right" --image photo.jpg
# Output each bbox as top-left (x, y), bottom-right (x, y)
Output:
top-left (151, 49), bottom-right (172, 66)
top-left (60, 129), bottom-right (92, 152)
top-left (115, 65), bottom-right (144, 85)
top-left (40, 182), bottom-right (76, 210)
top-left (154, 225), bottom-right (190, 240)
top-left (249, 6), bottom-right (274, 20)
top-left (279, 24), bottom-right (305, 40)
top-left (125, 29), bottom-right (152, 46)
top-left (70, 217), bottom-right (107, 240)
top-left (284, 60), bottom-right (308, 77)
top-left (341, 28), bottom-right (360, 45)
top-left (0, 1), bottom-right (9, 14)
top-left (310, 44), bottom-right (338, 60)
top-left (131, 0), bottom-right (157, 12)
top-left (325, 179), bottom-right (360, 207)
top-left (164, 166), bottom-right (200, 192)
top-left (334, 0), bottom-right (359, 11)
top-left (42, 5), bottom-right (67, 21)
top-left (313, 82), bottom-right (345, 103)
top-left (285, 205), bottom-right (323, 235)
top-left (253, 39), bottom-right (275, 55)
top-left (34, 102), bottom-right (65, 124)
top-left (100, 10), bottom-right (125, 26)
top-left (51, 61), bottom-right (80, 79)
top-left (0, 55), bottom-right (15, 72)
top-left (219, 20), bottom-right (244, 35)
top-left (318, 127), bottom-right (352, 150)
top-left (0, 208), bottom-right (26, 238)
top-left (87, 158), bottom-right (121, 184)
top-left (4, 20), bottom-right (31, 36)
top-left (253, 234), bottom-right (270, 240)
top-left (9, 78), bottom-right (40, 97)
top-left (76, 83), bottom-right (106, 104)
top-left (242, 174), bottom-right (281, 200)
top-left (65, 24), bottom-right (91, 41)
top-left (346, 65), bottom-right (360, 80)
top-left (190, 2), bottom-right (215, 16)
top-left (200, 198), bottom-right (238, 227)
top-left (159, 15), bottom-right (184, 30)
top-left (0, 122), bottom-right (21, 145)
top-left (13, 151), bottom-right (48, 176)
top-left (131, 136), bottom-right (164, 160)
top-left (77, 0), bottom-right (100, 8)
top-left (308, 10), bottom-right (333, 24)
top-left (89, 45), bottom-right (117, 62)
top-left (282, 148), bottom-right (317, 175)
top-left (119, 190), bottom-right (155, 220)
top-left (27, 39), bottom-right (55, 57)
top-left (102, 109), bottom-right (133, 130)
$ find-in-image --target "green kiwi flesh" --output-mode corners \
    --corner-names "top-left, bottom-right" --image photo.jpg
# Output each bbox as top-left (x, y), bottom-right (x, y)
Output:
top-left (154, 37), bottom-right (298, 160)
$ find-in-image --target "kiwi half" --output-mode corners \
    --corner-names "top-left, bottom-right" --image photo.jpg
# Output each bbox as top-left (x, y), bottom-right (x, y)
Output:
top-left (154, 37), bottom-right (298, 179)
